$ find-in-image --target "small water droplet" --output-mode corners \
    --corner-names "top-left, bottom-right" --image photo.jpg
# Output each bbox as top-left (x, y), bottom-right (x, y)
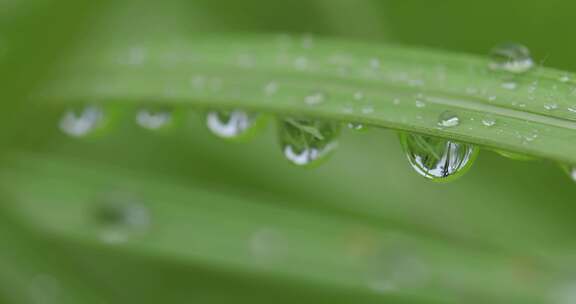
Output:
top-left (568, 106), bottom-right (576, 113)
top-left (206, 110), bottom-right (262, 140)
top-left (370, 58), bottom-right (381, 70)
top-left (59, 105), bottom-right (104, 138)
top-left (279, 118), bottom-right (340, 166)
top-left (393, 98), bottom-right (401, 105)
top-left (501, 80), bottom-right (518, 90)
top-left (361, 105), bottom-right (375, 114)
top-left (415, 100), bottom-right (426, 108)
top-left (304, 91), bottom-right (327, 105)
top-left (94, 193), bottom-right (150, 245)
top-left (488, 95), bottom-right (497, 101)
top-left (489, 43), bottom-right (534, 73)
top-left (481, 116), bottom-right (496, 127)
top-left (347, 122), bottom-right (368, 131)
top-left (293, 56), bottom-right (308, 70)
top-left (264, 81), bottom-right (278, 96)
top-left (400, 133), bottom-right (478, 181)
top-left (136, 108), bottom-right (172, 130)
top-left (437, 111), bottom-right (460, 128)
top-left (560, 74), bottom-right (571, 83)
top-left (544, 103), bottom-right (559, 111)
top-left (354, 91), bottom-right (365, 101)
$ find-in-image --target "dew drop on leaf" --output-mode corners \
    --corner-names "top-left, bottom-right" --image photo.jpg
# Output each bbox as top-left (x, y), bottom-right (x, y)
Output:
top-left (279, 118), bottom-right (340, 166)
top-left (437, 111), bottom-right (460, 128)
top-left (135, 108), bottom-right (172, 130)
top-left (304, 91), bottom-right (327, 105)
top-left (399, 133), bottom-right (478, 181)
top-left (482, 116), bottom-right (496, 127)
top-left (489, 42), bottom-right (534, 73)
top-left (59, 105), bottom-right (104, 138)
top-left (206, 110), bottom-right (263, 140)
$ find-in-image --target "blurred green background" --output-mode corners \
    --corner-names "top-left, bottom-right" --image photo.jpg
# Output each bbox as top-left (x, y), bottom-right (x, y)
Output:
top-left (2, 0), bottom-right (576, 303)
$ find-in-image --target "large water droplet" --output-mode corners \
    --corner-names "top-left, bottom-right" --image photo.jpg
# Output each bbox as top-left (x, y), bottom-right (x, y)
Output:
top-left (489, 43), bottom-right (534, 73)
top-left (206, 110), bottom-right (263, 140)
top-left (135, 108), bottom-right (172, 130)
top-left (400, 133), bottom-right (478, 181)
top-left (437, 111), bottom-right (460, 128)
top-left (94, 193), bottom-right (150, 245)
top-left (279, 118), bottom-right (340, 166)
top-left (59, 105), bottom-right (104, 138)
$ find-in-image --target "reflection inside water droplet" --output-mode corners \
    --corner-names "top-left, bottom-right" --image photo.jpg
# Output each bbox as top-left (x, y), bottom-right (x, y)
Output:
top-left (206, 110), bottom-right (262, 140)
top-left (136, 108), bottom-right (172, 130)
top-left (400, 133), bottom-right (478, 181)
top-left (59, 105), bottom-right (104, 138)
top-left (279, 117), bottom-right (340, 166)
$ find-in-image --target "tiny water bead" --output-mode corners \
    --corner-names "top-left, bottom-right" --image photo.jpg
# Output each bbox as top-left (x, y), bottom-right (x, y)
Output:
top-left (135, 108), bottom-right (172, 130)
top-left (59, 105), bottom-right (104, 138)
top-left (279, 118), bottom-right (341, 166)
top-left (400, 133), bottom-right (479, 181)
top-left (206, 110), bottom-right (263, 140)
top-left (481, 117), bottom-right (496, 127)
top-left (347, 122), bottom-right (368, 131)
top-left (489, 43), bottom-right (534, 74)
top-left (437, 111), bottom-right (460, 128)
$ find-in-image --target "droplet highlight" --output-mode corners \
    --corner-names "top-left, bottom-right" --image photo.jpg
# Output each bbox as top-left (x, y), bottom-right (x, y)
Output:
top-left (135, 108), bottom-right (172, 130)
top-left (59, 105), bottom-right (104, 138)
top-left (437, 111), bottom-right (460, 128)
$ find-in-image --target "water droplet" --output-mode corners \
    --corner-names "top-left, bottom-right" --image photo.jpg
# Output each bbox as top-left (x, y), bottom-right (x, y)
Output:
top-left (564, 166), bottom-right (576, 182)
top-left (488, 95), bottom-right (497, 102)
top-left (482, 116), bottom-right (496, 127)
top-left (560, 74), bottom-right (572, 83)
top-left (370, 58), bottom-right (381, 70)
top-left (264, 81), bottom-right (278, 96)
top-left (400, 133), bottom-right (478, 181)
top-left (347, 122), bottom-right (368, 131)
top-left (59, 105), bottom-right (104, 138)
top-left (568, 106), bottom-right (576, 113)
top-left (437, 111), bottom-right (460, 128)
top-left (279, 118), bottom-right (340, 166)
top-left (304, 91), bottom-right (327, 105)
top-left (361, 105), bottom-right (375, 114)
top-left (94, 193), bottom-right (150, 245)
top-left (354, 91), bottom-right (365, 101)
top-left (544, 103), bottom-right (559, 111)
top-left (206, 110), bottom-right (263, 140)
top-left (393, 98), bottom-right (401, 105)
top-left (501, 80), bottom-right (518, 90)
top-left (293, 56), bottom-right (308, 70)
top-left (489, 43), bottom-right (534, 73)
top-left (135, 108), bottom-right (172, 130)
top-left (415, 100), bottom-right (426, 108)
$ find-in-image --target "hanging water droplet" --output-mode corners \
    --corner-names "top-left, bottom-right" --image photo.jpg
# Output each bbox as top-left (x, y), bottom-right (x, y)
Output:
top-left (304, 91), bottom-right (326, 105)
top-left (279, 118), bottom-right (340, 166)
top-left (399, 133), bottom-right (478, 181)
top-left (206, 110), bottom-right (263, 140)
top-left (489, 43), bottom-right (534, 73)
top-left (135, 108), bottom-right (172, 130)
top-left (59, 105), bottom-right (104, 138)
top-left (437, 111), bottom-right (460, 128)
top-left (94, 193), bottom-right (150, 245)
top-left (347, 122), bottom-right (368, 131)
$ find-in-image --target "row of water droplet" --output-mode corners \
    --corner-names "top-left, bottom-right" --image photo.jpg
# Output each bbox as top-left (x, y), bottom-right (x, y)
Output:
top-left (60, 104), bottom-right (551, 182)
